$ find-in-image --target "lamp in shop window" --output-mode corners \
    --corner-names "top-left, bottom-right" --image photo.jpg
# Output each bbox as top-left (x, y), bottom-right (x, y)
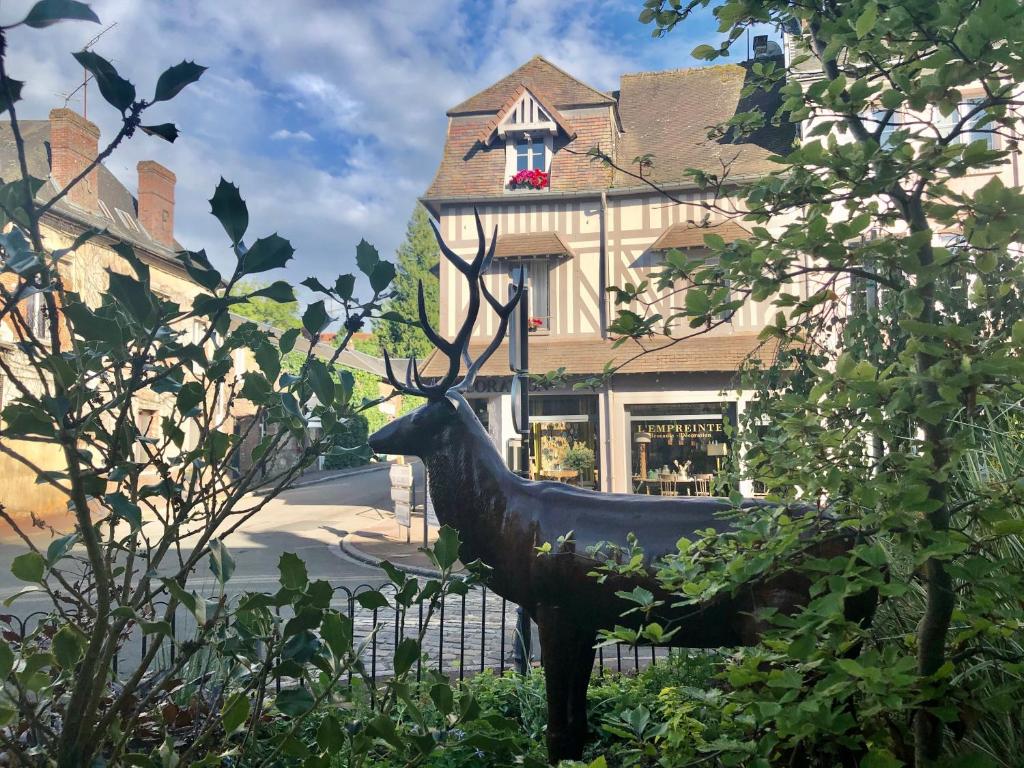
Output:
top-left (706, 441), bottom-right (728, 472)
top-left (635, 431), bottom-right (652, 480)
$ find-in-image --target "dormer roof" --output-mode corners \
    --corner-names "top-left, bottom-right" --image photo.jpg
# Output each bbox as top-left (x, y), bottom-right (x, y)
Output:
top-left (476, 85), bottom-right (577, 146)
top-left (448, 55), bottom-right (614, 115)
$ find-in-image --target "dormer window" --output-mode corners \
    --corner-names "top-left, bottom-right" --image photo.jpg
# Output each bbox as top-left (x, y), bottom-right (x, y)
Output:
top-left (483, 87), bottom-right (568, 191)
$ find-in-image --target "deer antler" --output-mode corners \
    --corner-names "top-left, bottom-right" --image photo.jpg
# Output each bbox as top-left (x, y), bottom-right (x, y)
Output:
top-left (381, 208), bottom-right (524, 400)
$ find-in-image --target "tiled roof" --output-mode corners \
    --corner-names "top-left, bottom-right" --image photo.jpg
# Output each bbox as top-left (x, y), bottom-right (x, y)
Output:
top-left (493, 231), bottom-right (575, 259)
top-left (449, 55), bottom-right (614, 114)
top-left (0, 120), bottom-right (183, 261)
top-left (420, 334), bottom-right (774, 377)
top-left (650, 220), bottom-right (750, 251)
top-left (614, 61), bottom-right (795, 186)
top-left (424, 58), bottom-right (794, 202)
top-left (424, 108), bottom-right (614, 199)
top-left (476, 85), bottom-right (577, 145)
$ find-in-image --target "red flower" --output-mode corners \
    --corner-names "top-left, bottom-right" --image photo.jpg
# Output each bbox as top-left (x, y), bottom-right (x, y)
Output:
top-left (509, 168), bottom-right (549, 189)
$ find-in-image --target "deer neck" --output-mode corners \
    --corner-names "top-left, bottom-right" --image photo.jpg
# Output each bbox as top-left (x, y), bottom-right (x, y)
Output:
top-left (420, 404), bottom-right (526, 575)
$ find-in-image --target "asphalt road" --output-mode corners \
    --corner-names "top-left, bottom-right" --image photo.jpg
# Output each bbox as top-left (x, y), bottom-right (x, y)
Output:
top-left (0, 462), bottom-right (426, 612)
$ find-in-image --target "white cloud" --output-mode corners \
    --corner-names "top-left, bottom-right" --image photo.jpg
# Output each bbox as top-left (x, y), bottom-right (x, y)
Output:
top-left (2, 0), bottom-right (699, 300)
top-left (270, 128), bottom-right (314, 142)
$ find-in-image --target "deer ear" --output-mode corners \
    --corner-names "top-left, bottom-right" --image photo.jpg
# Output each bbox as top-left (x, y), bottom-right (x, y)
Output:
top-left (444, 392), bottom-right (461, 410)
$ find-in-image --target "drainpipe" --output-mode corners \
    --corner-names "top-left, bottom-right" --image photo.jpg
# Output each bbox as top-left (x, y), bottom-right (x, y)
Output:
top-left (598, 190), bottom-right (613, 490)
top-left (599, 190), bottom-right (608, 337)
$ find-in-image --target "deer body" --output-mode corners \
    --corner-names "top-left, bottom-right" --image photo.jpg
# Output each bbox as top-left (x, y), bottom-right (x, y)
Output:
top-left (370, 393), bottom-right (816, 762)
top-left (370, 212), bottom-right (875, 764)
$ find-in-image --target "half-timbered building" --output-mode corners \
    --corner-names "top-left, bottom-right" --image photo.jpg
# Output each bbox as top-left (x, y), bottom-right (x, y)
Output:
top-left (420, 54), bottom-right (796, 495)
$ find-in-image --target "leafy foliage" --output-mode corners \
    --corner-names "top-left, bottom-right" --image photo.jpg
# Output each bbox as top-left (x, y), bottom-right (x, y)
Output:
top-left (0, 9), bottom-right (416, 765)
top-left (588, 1), bottom-right (1024, 765)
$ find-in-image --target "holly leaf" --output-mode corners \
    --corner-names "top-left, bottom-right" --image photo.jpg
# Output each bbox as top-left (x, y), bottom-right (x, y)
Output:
top-left (22, 0), bottom-right (99, 28)
top-left (221, 692), bottom-right (250, 734)
top-left (208, 539), bottom-right (235, 584)
top-left (275, 688), bottom-right (314, 717)
top-left (52, 625), bottom-right (85, 668)
top-left (249, 280), bottom-right (295, 303)
top-left (72, 50), bottom-right (134, 112)
top-left (302, 300), bottom-right (330, 336)
top-left (11, 552), bottom-right (45, 583)
top-left (209, 178), bottom-right (248, 246)
top-left (278, 552), bottom-right (308, 591)
top-left (370, 261), bottom-right (396, 293)
top-left (355, 239), bottom-right (379, 276)
top-left (152, 60), bottom-right (206, 102)
top-left (242, 233), bottom-right (293, 275)
top-left (140, 123), bottom-right (179, 143)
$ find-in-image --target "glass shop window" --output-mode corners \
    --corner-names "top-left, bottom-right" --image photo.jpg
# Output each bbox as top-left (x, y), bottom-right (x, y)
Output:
top-left (627, 402), bottom-right (737, 496)
top-left (528, 395), bottom-right (599, 488)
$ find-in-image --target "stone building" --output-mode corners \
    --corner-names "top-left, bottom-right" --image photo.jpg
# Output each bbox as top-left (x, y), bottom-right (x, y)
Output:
top-left (0, 108), bottom-right (204, 526)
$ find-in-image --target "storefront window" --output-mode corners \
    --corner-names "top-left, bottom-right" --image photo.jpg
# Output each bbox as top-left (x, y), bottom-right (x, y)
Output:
top-left (528, 395), bottom-right (599, 488)
top-left (627, 402), bottom-right (736, 495)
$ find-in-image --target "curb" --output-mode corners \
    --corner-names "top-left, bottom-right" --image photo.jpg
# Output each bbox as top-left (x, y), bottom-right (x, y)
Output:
top-left (254, 462), bottom-right (393, 494)
top-left (338, 533), bottom-right (442, 578)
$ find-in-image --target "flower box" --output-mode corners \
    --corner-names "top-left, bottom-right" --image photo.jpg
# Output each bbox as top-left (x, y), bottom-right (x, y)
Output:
top-left (509, 168), bottom-right (549, 190)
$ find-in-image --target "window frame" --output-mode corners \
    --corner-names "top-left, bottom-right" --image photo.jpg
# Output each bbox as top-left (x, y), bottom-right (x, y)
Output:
top-left (505, 132), bottom-right (553, 188)
top-left (507, 258), bottom-right (552, 332)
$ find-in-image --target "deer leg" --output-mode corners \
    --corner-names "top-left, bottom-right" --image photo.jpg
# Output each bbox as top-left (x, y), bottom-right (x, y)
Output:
top-left (566, 631), bottom-right (597, 752)
top-left (537, 608), bottom-right (594, 764)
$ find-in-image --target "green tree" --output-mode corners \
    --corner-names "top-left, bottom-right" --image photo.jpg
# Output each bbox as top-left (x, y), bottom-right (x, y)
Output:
top-left (232, 278), bottom-right (302, 329)
top-left (593, 1), bottom-right (1024, 765)
top-left (372, 203), bottom-right (439, 359)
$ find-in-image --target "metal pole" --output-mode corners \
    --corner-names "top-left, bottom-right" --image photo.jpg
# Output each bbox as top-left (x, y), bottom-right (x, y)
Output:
top-left (510, 284), bottom-right (532, 675)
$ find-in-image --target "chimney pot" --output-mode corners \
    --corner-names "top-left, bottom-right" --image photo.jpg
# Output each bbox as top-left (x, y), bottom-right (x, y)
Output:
top-left (137, 160), bottom-right (176, 248)
top-left (48, 108), bottom-right (100, 213)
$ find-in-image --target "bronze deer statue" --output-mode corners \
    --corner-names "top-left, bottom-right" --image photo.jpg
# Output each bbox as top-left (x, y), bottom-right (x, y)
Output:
top-left (368, 212), bottom-right (876, 764)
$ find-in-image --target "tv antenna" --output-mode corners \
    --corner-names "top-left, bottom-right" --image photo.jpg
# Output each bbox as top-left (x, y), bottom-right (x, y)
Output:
top-left (61, 22), bottom-right (117, 117)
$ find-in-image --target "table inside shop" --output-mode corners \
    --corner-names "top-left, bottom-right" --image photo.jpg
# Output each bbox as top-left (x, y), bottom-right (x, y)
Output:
top-left (632, 475), bottom-right (699, 495)
top-left (539, 469), bottom-right (580, 484)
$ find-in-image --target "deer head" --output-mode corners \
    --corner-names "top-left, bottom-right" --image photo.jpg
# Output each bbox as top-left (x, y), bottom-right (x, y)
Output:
top-left (368, 210), bottom-right (523, 459)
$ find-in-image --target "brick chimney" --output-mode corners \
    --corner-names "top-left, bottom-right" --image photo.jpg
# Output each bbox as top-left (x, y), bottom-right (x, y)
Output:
top-left (49, 108), bottom-right (100, 212)
top-left (136, 160), bottom-right (176, 247)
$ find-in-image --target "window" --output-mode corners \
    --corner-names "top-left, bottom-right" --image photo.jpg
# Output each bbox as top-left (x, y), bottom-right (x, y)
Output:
top-left (24, 292), bottom-right (48, 341)
top-left (115, 208), bottom-right (139, 232)
top-left (961, 98), bottom-right (995, 148)
top-left (871, 109), bottom-right (898, 148)
top-left (936, 100), bottom-right (995, 149)
top-left (528, 395), bottom-right (599, 487)
top-left (628, 402), bottom-right (737, 496)
top-left (509, 260), bottom-right (550, 331)
top-left (515, 136), bottom-right (546, 172)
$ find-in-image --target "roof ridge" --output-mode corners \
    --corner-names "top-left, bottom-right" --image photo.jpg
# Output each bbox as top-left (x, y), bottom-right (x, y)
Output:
top-left (528, 54), bottom-right (616, 105)
top-left (447, 54), bottom-right (614, 115)
top-left (619, 61), bottom-right (747, 80)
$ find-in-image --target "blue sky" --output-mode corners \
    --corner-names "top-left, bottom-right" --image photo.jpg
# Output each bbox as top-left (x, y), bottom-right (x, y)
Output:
top-left (6, 0), bottom-right (772, 305)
